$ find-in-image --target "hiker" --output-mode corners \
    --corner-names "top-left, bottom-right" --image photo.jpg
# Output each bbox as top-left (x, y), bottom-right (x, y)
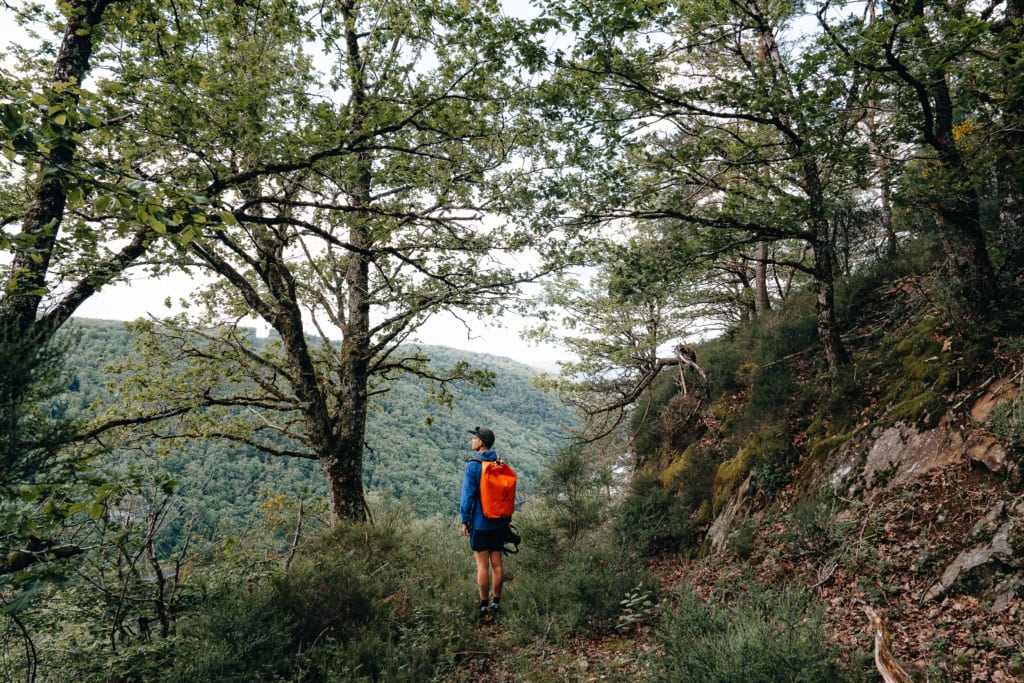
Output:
top-left (460, 426), bottom-right (510, 620)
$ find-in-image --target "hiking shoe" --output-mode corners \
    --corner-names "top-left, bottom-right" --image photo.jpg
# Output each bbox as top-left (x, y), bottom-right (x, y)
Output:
top-left (487, 601), bottom-right (500, 617)
top-left (479, 605), bottom-right (493, 623)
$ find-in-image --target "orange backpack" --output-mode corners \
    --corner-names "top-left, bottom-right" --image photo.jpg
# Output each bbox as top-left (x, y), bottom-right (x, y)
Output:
top-left (472, 457), bottom-right (517, 519)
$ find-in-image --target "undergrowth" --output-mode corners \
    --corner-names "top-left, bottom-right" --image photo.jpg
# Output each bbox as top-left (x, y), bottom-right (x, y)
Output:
top-left (651, 579), bottom-right (856, 683)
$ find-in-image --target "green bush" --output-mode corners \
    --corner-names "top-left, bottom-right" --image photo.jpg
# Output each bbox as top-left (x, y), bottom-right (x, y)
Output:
top-left (661, 444), bottom-right (718, 513)
top-left (159, 513), bottom-right (481, 683)
top-left (534, 446), bottom-right (609, 541)
top-left (701, 336), bottom-right (751, 398)
top-left (630, 371), bottom-right (681, 462)
top-left (748, 421), bottom-right (797, 497)
top-left (162, 585), bottom-right (294, 683)
top-left (757, 294), bottom-right (819, 361)
top-left (989, 367), bottom-right (1024, 453)
top-left (781, 498), bottom-right (838, 560)
top-left (503, 526), bottom-right (652, 644)
top-left (651, 582), bottom-right (849, 683)
top-left (613, 471), bottom-right (699, 556)
top-left (726, 519), bottom-right (757, 561)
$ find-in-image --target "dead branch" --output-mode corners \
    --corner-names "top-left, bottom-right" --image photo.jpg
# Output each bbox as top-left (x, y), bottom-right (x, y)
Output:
top-left (284, 500), bottom-right (304, 573)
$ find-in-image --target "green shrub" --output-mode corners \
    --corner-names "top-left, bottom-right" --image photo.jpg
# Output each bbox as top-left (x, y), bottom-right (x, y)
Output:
top-left (726, 518), bottom-right (757, 561)
top-left (748, 421), bottom-right (797, 497)
top-left (503, 528), bottom-right (652, 644)
top-left (613, 471), bottom-right (698, 555)
top-left (989, 367), bottom-right (1024, 453)
top-left (161, 514), bottom-right (481, 683)
top-left (757, 294), bottom-right (819, 360)
top-left (781, 498), bottom-right (838, 559)
top-left (535, 446), bottom-right (609, 541)
top-left (630, 371), bottom-right (681, 462)
top-left (650, 583), bottom-right (848, 683)
top-left (701, 336), bottom-right (751, 398)
top-left (162, 585), bottom-right (294, 683)
top-left (661, 444), bottom-right (717, 510)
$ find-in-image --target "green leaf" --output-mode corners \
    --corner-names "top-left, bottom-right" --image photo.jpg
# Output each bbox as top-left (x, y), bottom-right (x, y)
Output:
top-left (94, 194), bottom-right (113, 213)
top-left (1, 586), bottom-right (41, 615)
top-left (67, 185), bottom-right (84, 206)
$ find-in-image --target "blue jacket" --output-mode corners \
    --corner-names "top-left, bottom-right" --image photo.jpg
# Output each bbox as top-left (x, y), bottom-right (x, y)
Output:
top-left (460, 450), bottom-right (510, 530)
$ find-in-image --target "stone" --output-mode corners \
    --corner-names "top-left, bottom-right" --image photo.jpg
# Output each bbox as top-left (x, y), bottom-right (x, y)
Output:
top-left (988, 575), bottom-right (1021, 613)
top-left (861, 422), bottom-right (962, 499)
top-left (924, 521), bottom-right (1022, 602)
top-left (972, 501), bottom-right (1007, 538)
top-left (965, 433), bottom-right (1009, 475)
top-left (708, 474), bottom-right (754, 554)
top-left (971, 377), bottom-right (1018, 424)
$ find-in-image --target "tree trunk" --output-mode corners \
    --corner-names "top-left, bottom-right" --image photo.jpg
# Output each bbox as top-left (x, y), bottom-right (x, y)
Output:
top-left (754, 241), bottom-right (771, 315)
top-left (995, 0), bottom-right (1024, 268)
top-left (801, 154), bottom-right (849, 378)
top-left (327, 212), bottom-right (372, 523)
top-left (866, 0), bottom-right (897, 261)
top-left (813, 237), bottom-right (849, 379)
top-left (1, 0), bottom-right (113, 336)
top-left (930, 74), bottom-right (996, 308)
top-left (316, 0), bottom-right (373, 524)
top-left (322, 420), bottom-right (369, 523)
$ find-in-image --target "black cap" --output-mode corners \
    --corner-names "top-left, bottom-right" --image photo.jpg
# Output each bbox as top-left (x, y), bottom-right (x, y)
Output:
top-left (469, 426), bottom-right (495, 448)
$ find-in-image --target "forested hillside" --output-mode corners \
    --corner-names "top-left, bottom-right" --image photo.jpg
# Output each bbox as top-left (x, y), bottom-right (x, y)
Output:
top-left (61, 318), bottom-right (573, 537)
top-left (3, 0), bottom-right (1024, 679)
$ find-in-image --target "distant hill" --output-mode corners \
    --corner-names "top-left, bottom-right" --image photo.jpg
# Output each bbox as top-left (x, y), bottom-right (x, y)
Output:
top-left (60, 318), bottom-right (575, 542)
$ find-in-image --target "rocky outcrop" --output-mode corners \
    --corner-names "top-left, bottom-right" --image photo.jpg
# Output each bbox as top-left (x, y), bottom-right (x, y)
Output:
top-left (964, 433), bottom-right (1009, 476)
top-left (711, 376), bottom-right (1021, 557)
top-left (806, 375), bottom-right (1020, 502)
top-left (707, 474), bottom-right (755, 553)
top-left (923, 498), bottom-right (1024, 606)
top-left (813, 418), bottom-right (964, 503)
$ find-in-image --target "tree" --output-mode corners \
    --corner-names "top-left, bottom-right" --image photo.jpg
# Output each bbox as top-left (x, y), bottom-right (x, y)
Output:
top-left (820, 0), bottom-right (1003, 308)
top-left (529, 226), bottom-right (711, 441)
top-left (539, 0), bottom-right (869, 377)
top-left (86, 0), bottom-right (555, 522)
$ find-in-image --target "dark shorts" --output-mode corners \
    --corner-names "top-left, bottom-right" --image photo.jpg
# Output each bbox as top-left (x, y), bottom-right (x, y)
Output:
top-left (469, 527), bottom-right (505, 552)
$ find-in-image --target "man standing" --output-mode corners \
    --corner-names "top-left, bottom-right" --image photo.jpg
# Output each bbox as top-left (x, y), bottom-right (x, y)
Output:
top-left (460, 426), bottom-right (509, 621)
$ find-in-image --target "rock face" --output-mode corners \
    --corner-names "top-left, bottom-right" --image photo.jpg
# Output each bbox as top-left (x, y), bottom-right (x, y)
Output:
top-left (805, 375), bottom-right (1020, 502)
top-left (859, 421), bottom-right (964, 497)
top-left (964, 434), bottom-right (1008, 475)
top-left (923, 498), bottom-right (1024, 605)
top-left (812, 418), bottom-right (964, 504)
top-left (708, 377), bottom-right (1021, 559)
top-left (707, 474), bottom-right (754, 553)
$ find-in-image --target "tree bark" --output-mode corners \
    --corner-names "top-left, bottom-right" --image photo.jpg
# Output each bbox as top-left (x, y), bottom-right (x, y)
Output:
top-left (866, 0), bottom-right (897, 261)
top-left (802, 156), bottom-right (849, 378)
top-left (812, 237), bottom-right (849, 378)
top-left (1, 0), bottom-right (115, 337)
top-left (318, 0), bottom-right (374, 523)
top-left (929, 71), bottom-right (995, 307)
top-left (754, 241), bottom-right (771, 315)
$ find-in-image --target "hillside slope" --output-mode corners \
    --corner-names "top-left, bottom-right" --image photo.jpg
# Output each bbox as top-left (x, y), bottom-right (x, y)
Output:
top-left (60, 318), bottom-right (574, 536)
top-left (627, 273), bottom-right (1024, 681)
